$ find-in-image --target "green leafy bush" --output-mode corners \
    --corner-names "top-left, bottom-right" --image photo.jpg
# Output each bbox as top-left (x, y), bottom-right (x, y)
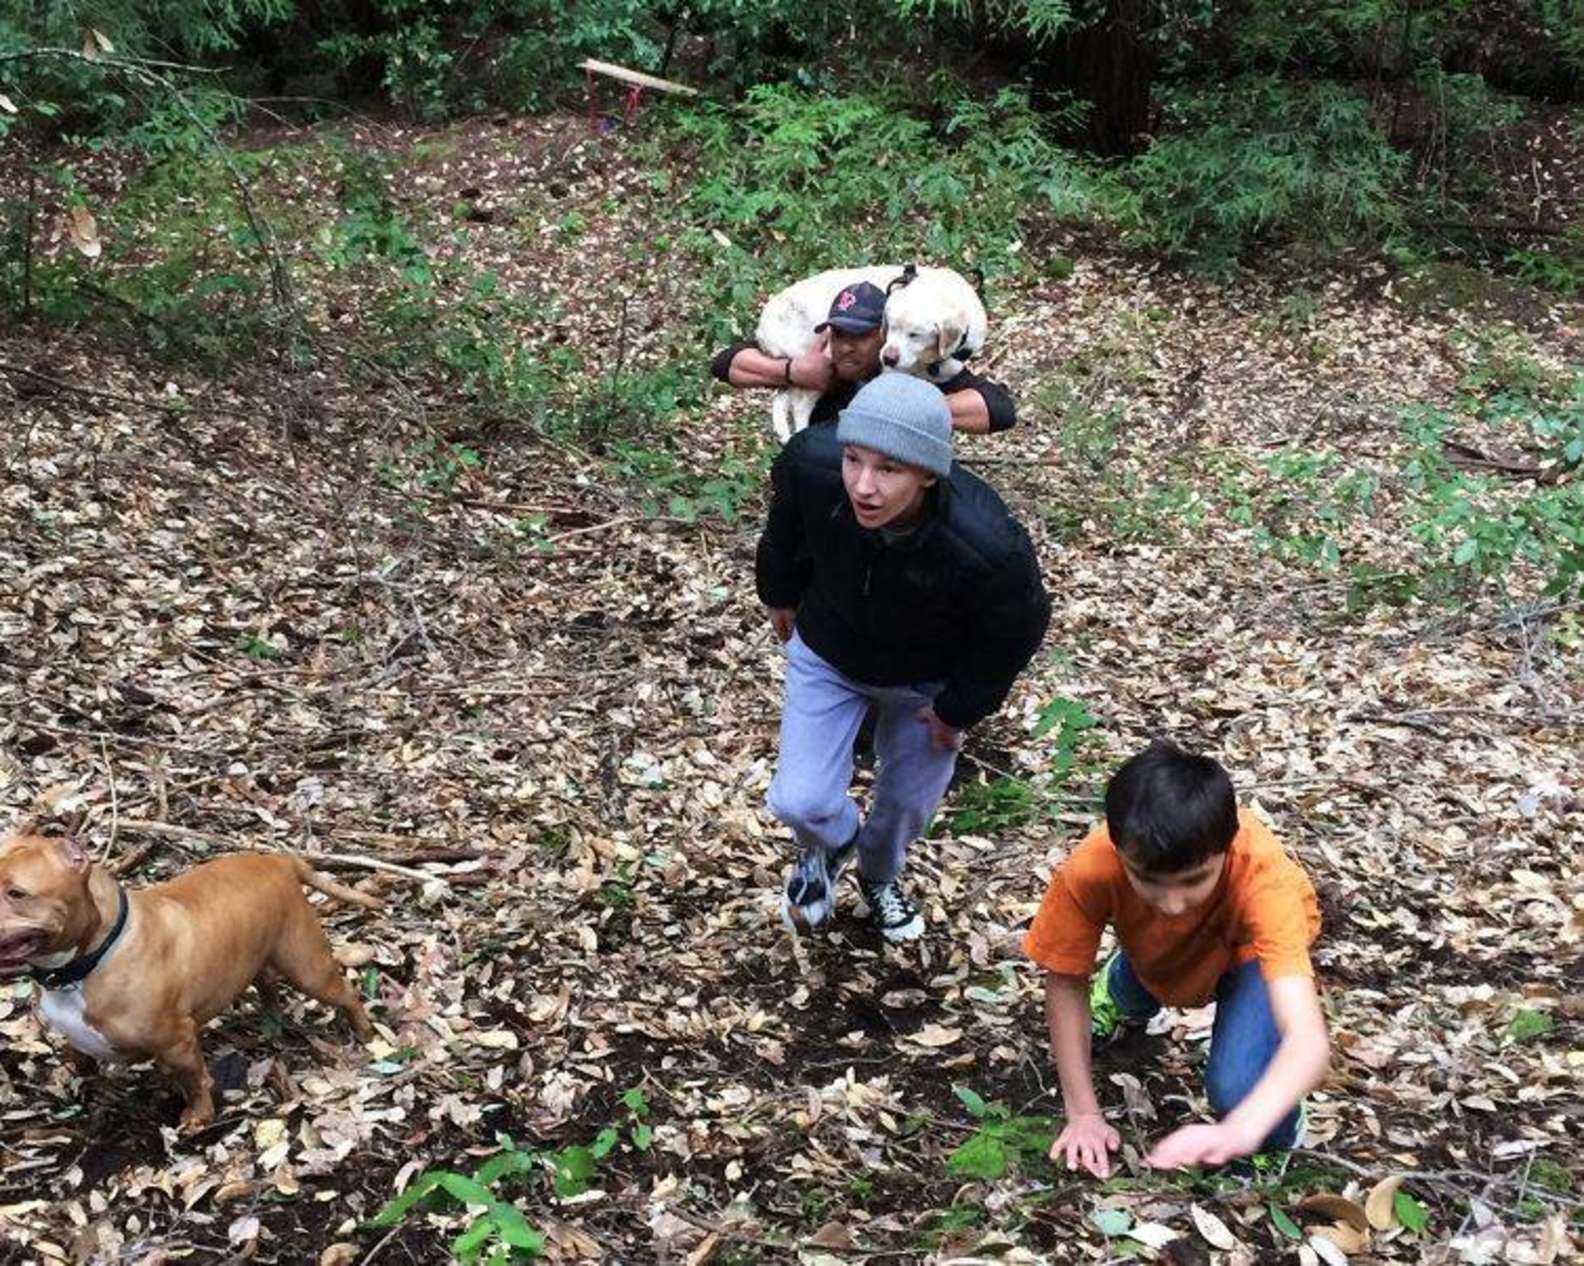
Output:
top-left (1122, 76), bottom-right (1406, 264)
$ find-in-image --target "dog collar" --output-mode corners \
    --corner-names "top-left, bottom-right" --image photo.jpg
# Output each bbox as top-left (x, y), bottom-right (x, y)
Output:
top-left (27, 886), bottom-right (129, 991)
top-left (926, 341), bottom-right (973, 379)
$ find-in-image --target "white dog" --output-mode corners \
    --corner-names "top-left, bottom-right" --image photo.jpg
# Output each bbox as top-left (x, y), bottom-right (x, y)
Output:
top-left (754, 264), bottom-right (987, 442)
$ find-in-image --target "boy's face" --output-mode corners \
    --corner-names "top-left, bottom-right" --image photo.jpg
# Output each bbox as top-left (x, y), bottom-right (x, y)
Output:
top-left (1117, 849), bottom-right (1227, 917)
top-left (841, 443), bottom-right (935, 530)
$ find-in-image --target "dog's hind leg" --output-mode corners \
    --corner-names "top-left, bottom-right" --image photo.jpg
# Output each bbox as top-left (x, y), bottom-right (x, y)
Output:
top-left (269, 903), bottom-right (375, 1043)
top-left (788, 388), bottom-right (818, 435)
top-left (770, 389), bottom-right (793, 444)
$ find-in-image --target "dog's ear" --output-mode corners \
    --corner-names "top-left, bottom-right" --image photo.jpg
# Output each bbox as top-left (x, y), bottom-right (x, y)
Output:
top-left (55, 836), bottom-right (91, 874)
top-left (936, 317), bottom-right (965, 366)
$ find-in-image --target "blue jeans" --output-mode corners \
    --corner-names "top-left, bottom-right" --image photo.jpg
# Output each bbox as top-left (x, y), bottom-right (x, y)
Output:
top-left (1108, 953), bottom-right (1302, 1152)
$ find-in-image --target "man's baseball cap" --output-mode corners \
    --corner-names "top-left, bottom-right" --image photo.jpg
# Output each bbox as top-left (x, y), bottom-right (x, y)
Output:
top-left (814, 281), bottom-right (886, 334)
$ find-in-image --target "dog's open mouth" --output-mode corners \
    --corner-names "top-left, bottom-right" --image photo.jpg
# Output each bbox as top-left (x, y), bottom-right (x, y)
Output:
top-left (0, 931), bottom-right (45, 974)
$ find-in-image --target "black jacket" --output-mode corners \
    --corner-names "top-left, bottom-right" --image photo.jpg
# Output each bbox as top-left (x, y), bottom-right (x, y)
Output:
top-left (756, 425), bottom-right (1050, 730)
top-left (710, 341), bottom-right (1018, 432)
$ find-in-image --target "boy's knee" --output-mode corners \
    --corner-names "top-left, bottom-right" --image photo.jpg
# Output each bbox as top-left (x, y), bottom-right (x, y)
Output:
top-left (1204, 1059), bottom-right (1261, 1119)
top-left (767, 779), bottom-right (843, 833)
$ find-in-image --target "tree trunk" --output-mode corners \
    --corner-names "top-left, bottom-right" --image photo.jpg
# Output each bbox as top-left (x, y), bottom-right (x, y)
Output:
top-left (1053, 0), bottom-right (1157, 156)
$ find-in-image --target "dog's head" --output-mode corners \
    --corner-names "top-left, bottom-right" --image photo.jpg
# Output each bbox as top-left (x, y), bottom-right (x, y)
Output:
top-left (880, 275), bottom-right (977, 380)
top-left (0, 833), bottom-right (95, 977)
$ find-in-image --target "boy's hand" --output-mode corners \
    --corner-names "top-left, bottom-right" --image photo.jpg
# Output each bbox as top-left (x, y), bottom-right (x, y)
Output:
top-left (1050, 1112), bottom-right (1120, 1178)
top-left (765, 606), bottom-right (797, 643)
top-left (1145, 1120), bottom-right (1256, 1170)
top-left (916, 706), bottom-right (963, 751)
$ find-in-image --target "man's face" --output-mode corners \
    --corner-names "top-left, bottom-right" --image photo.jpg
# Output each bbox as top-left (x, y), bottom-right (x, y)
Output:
top-left (1117, 849), bottom-right (1227, 917)
top-left (829, 327), bottom-right (884, 382)
top-left (841, 444), bottom-right (935, 530)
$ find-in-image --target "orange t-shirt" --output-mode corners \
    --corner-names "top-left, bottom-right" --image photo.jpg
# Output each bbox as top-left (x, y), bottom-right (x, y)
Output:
top-left (1023, 809), bottom-right (1321, 1008)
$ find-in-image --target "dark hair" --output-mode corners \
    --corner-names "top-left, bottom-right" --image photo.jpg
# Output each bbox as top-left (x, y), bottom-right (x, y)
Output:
top-left (1104, 740), bottom-right (1239, 874)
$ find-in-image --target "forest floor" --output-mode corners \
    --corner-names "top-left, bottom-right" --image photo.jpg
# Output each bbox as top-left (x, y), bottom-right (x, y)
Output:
top-left (1, 109), bottom-right (1581, 1265)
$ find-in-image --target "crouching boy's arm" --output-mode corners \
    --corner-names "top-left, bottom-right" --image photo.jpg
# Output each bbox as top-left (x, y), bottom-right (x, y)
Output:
top-left (1146, 974), bottom-right (1330, 1170)
top-left (1045, 972), bottom-right (1120, 1178)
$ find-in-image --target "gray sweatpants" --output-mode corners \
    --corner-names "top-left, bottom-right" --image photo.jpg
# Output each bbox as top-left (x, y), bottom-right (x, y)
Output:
top-left (767, 632), bottom-right (960, 885)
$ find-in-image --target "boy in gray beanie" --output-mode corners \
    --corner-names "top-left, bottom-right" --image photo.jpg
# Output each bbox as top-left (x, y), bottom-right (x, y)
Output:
top-left (756, 374), bottom-right (1051, 942)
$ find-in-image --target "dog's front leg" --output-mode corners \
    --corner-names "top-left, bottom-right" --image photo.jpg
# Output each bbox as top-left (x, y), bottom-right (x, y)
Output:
top-left (156, 1019), bottom-right (216, 1131)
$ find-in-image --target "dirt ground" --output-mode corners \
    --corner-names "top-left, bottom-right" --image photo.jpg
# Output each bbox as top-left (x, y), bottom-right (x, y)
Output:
top-left (1, 111), bottom-right (1580, 1265)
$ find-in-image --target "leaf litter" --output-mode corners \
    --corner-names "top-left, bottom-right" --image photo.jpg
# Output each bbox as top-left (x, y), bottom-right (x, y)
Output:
top-left (0, 109), bottom-right (1581, 1264)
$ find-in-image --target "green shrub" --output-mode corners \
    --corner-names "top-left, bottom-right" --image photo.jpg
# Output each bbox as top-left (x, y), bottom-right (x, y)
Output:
top-left (1122, 76), bottom-right (1406, 264)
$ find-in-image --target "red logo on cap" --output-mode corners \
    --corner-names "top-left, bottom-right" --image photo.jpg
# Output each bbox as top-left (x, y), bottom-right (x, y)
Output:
top-left (836, 289), bottom-right (856, 310)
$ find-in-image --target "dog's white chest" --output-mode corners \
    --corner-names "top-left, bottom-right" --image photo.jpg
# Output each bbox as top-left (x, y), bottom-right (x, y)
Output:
top-left (39, 987), bottom-right (122, 1061)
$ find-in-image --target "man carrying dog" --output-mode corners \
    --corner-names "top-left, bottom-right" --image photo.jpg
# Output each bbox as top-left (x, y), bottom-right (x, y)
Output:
top-left (757, 374), bottom-right (1049, 941)
top-left (711, 281), bottom-right (1016, 434)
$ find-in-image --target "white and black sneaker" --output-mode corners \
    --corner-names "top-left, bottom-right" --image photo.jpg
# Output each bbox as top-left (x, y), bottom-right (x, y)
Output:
top-left (858, 874), bottom-right (924, 943)
top-left (781, 835), bottom-right (857, 934)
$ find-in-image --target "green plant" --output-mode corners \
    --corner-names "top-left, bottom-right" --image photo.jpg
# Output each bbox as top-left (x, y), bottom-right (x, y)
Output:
top-left (1122, 76), bottom-right (1406, 265)
top-left (945, 1086), bottom-right (1054, 1180)
top-left (369, 1136), bottom-right (546, 1263)
top-left (621, 1086), bottom-right (654, 1152)
top-left (943, 776), bottom-right (1041, 836)
top-left (1506, 1008), bottom-right (1555, 1043)
top-left (1394, 1187), bottom-right (1430, 1234)
top-left (610, 442), bottom-right (767, 523)
top-left (237, 633), bottom-right (283, 661)
top-left (596, 862), bottom-right (635, 910)
top-left (1031, 695), bottom-right (1097, 781)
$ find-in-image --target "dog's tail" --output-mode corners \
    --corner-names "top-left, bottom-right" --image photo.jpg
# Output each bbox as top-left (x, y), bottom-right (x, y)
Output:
top-left (292, 856), bottom-right (383, 910)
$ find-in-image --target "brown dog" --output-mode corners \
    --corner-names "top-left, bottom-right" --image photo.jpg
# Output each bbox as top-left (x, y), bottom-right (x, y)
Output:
top-left (0, 833), bottom-right (377, 1130)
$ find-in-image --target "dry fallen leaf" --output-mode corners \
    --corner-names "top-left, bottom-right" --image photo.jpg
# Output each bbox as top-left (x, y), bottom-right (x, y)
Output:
top-left (1297, 1193), bottom-right (1370, 1233)
top-left (1127, 1221), bottom-right (1179, 1249)
top-left (318, 1246), bottom-right (358, 1266)
top-left (1365, 1175), bottom-right (1402, 1230)
top-left (1315, 1221), bottom-right (1370, 1254)
top-left (1190, 1204), bottom-right (1238, 1251)
top-left (907, 1023), bottom-right (962, 1047)
top-left (806, 1220), bottom-right (854, 1249)
top-left (0, 93), bottom-right (16, 115)
top-left (334, 943), bottom-right (375, 968)
top-left (1308, 1233), bottom-right (1350, 1266)
top-left (67, 207), bottom-right (101, 259)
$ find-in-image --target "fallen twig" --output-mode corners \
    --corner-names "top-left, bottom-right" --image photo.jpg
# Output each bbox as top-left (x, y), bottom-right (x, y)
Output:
top-left (116, 819), bottom-right (449, 884)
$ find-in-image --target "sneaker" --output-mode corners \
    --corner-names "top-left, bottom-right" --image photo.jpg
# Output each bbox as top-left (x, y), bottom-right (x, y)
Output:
top-left (857, 874), bottom-right (924, 943)
top-left (781, 836), bottom-right (857, 934)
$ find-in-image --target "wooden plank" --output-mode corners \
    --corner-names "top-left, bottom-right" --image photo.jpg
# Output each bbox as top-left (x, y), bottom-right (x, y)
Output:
top-left (578, 57), bottom-right (698, 97)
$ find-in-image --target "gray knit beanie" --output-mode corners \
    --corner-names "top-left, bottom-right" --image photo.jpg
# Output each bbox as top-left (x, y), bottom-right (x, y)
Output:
top-left (835, 374), bottom-right (953, 478)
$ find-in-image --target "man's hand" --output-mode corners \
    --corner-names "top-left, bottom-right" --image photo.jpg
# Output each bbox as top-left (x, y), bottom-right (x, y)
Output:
top-left (766, 606), bottom-right (797, 643)
top-left (1145, 1120), bottom-right (1257, 1170)
top-left (789, 330), bottom-right (835, 392)
top-left (916, 706), bottom-right (963, 751)
top-left (1051, 1113), bottom-right (1120, 1178)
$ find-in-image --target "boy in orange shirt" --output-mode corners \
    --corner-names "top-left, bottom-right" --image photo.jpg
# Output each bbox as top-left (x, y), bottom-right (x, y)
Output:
top-left (1024, 741), bottom-right (1328, 1174)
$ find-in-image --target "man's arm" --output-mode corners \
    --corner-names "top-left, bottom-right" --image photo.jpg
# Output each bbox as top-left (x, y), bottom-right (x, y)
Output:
top-left (945, 389), bottom-right (991, 435)
top-left (714, 331), bottom-right (836, 392)
top-left (1146, 974), bottom-right (1329, 1169)
top-left (1046, 973), bottom-right (1120, 1177)
top-left (941, 371), bottom-right (1017, 434)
